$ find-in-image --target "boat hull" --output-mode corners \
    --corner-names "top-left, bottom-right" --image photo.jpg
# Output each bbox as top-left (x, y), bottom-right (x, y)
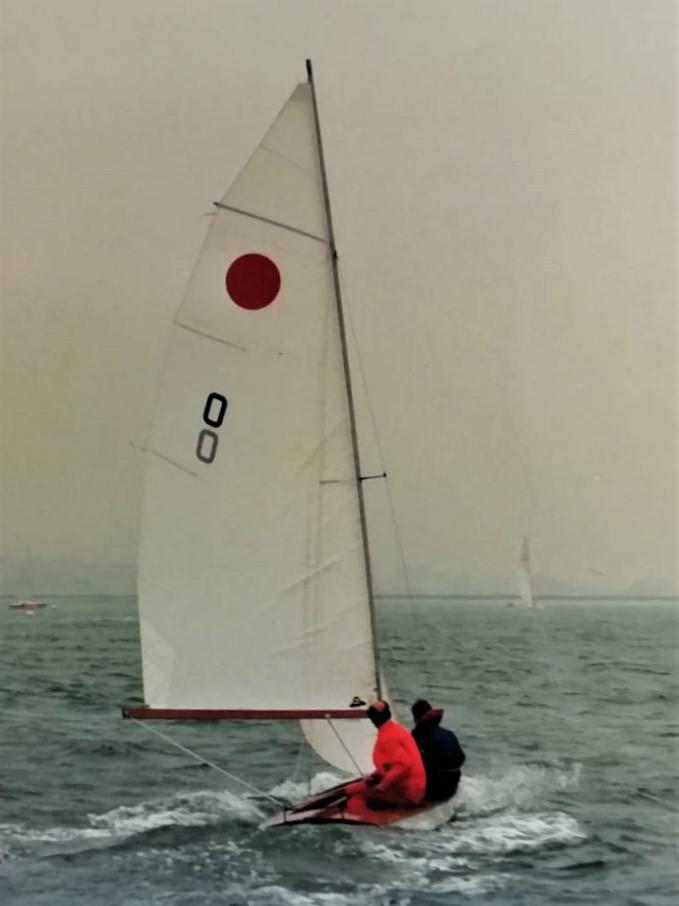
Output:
top-left (263, 778), bottom-right (456, 828)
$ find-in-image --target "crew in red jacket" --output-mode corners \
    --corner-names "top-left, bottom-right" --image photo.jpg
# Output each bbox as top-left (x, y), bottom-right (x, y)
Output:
top-left (345, 700), bottom-right (426, 810)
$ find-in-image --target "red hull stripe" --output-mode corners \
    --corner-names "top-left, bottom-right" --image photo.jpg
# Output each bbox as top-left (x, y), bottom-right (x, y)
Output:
top-left (122, 707), bottom-right (368, 720)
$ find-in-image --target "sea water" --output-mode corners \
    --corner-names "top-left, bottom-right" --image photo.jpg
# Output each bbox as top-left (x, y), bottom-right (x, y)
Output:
top-left (0, 596), bottom-right (676, 905)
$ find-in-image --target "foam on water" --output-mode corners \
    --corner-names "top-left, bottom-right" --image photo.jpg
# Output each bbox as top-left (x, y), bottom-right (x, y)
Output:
top-left (0, 822), bottom-right (112, 848)
top-left (451, 811), bottom-right (585, 853)
top-left (232, 888), bottom-right (354, 906)
top-left (456, 762), bottom-right (582, 816)
top-left (88, 787), bottom-right (262, 833)
top-left (256, 760), bottom-right (586, 903)
top-left (0, 788), bottom-right (262, 861)
top-left (235, 882), bottom-right (499, 904)
top-left (269, 771), bottom-right (346, 804)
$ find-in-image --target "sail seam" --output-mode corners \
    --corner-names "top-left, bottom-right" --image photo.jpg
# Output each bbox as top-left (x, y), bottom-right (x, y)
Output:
top-left (260, 141), bottom-right (314, 176)
top-left (175, 321), bottom-right (248, 351)
top-left (148, 448), bottom-right (199, 478)
top-left (177, 320), bottom-right (315, 361)
top-left (213, 202), bottom-right (327, 244)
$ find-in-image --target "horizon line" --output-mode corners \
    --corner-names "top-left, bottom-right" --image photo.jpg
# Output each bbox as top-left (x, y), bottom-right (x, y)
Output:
top-left (1, 592), bottom-right (677, 602)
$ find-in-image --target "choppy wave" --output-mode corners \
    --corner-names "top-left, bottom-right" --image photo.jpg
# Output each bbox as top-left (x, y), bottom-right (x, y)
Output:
top-left (0, 761), bottom-right (583, 862)
top-left (202, 876), bottom-right (502, 905)
top-left (88, 788), bottom-right (263, 833)
top-left (456, 762), bottom-right (583, 815)
top-left (0, 821), bottom-right (113, 864)
top-left (0, 788), bottom-right (262, 862)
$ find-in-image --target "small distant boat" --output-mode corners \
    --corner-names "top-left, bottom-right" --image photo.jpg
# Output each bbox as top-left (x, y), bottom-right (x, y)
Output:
top-left (507, 537), bottom-right (542, 608)
top-left (9, 546), bottom-right (46, 612)
top-left (9, 600), bottom-right (47, 612)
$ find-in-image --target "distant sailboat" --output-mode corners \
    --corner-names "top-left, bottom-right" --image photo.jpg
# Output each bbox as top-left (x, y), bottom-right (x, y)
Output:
top-left (507, 537), bottom-right (542, 610)
top-left (509, 537), bottom-right (541, 608)
top-left (8, 548), bottom-right (46, 613)
top-left (123, 61), bottom-right (452, 829)
top-left (8, 600), bottom-right (46, 613)
top-left (519, 536), bottom-right (538, 608)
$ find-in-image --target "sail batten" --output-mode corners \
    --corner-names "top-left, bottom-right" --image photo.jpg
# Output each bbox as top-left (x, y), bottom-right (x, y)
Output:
top-left (213, 202), bottom-right (327, 243)
top-left (147, 448), bottom-right (199, 478)
top-left (174, 321), bottom-right (249, 351)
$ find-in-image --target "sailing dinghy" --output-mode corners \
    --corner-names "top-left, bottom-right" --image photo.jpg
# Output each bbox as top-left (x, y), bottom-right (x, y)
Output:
top-left (123, 61), bottom-right (453, 829)
top-left (9, 600), bottom-right (46, 612)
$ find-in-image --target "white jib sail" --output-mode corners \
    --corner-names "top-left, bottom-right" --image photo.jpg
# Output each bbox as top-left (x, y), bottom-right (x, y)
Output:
top-left (518, 536), bottom-right (537, 608)
top-left (136, 82), bottom-right (378, 772)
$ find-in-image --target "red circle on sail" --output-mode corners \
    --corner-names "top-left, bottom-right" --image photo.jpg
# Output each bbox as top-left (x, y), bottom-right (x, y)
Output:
top-left (226, 254), bottom-right (281, 310)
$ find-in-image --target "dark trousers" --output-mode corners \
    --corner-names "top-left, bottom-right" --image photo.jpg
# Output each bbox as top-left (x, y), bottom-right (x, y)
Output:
top-left (425, 769), bottom-right (461, 802)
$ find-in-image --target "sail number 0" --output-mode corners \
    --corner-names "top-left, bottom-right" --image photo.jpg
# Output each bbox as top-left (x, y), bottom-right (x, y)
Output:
top-left (196, 392), bottom-right (228, 464)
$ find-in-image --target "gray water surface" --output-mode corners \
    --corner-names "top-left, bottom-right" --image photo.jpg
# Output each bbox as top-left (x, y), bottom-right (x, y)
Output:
top-left (1, 597), bottom-right (677, 905)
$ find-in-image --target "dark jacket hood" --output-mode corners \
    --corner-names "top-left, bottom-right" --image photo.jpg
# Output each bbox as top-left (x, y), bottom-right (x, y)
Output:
top-left (416, 707), bottom-right (444, 727)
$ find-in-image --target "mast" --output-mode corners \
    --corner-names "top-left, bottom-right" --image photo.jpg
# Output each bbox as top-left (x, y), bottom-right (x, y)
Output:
top-left (306, 59), bottom-right (382, 698)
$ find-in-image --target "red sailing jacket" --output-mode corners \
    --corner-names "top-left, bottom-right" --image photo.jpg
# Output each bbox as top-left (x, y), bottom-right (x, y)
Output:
top-left (372, 719), bottom-right (426, 803)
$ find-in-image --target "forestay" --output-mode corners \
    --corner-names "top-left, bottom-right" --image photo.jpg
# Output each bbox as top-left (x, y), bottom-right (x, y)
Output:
top-left (135, 82), bottom-right (379, 771)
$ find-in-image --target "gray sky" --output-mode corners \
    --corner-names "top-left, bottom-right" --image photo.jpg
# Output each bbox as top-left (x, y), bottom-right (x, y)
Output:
top-left (1, 0), bottom-right (676, 596)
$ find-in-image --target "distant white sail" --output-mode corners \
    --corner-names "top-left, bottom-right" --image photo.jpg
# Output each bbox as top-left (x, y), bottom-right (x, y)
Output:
top-left (135, 82), bottom-right (378, 770)
top-left (518, 536), bottom-right (540, 608)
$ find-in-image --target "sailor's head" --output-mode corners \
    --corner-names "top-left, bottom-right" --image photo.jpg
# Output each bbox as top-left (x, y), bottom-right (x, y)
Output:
top-left (367, 699), bottom-right (391, 728)
top-left (411, 698), bottom-right (432, 723)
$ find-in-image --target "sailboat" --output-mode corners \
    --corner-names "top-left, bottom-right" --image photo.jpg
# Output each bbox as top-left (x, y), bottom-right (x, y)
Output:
top-left (8, 600), bottom-right (46, 612)
top-left (8, 548), bottom-right (46, 612)
top-left (508, 536), bottom-right (541, 608)
top-left (123, 62), bottom-right (451, 828)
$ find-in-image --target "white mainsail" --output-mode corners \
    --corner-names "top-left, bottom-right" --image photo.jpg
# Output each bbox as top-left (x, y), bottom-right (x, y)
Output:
top-left (518, 536), bottom-right (539, 608)
top-left (134, 81), bottom-right (379, 772)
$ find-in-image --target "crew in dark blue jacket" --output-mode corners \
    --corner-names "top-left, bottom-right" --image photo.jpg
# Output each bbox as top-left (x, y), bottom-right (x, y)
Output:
top-left (411, 699), bottom-right (466, 802)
